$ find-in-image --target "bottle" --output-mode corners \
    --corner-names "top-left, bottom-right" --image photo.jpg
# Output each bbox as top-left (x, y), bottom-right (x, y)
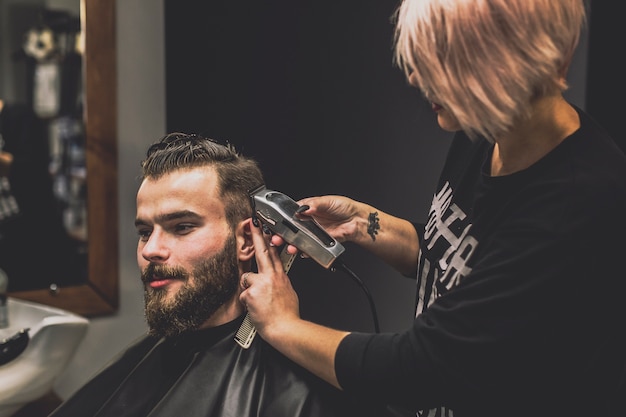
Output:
top-left (0, 267), bottom-right (8, 328)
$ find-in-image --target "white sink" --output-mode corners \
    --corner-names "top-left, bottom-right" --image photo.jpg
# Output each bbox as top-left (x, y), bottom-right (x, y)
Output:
top-left (0, 297), bottom-right (89, 417)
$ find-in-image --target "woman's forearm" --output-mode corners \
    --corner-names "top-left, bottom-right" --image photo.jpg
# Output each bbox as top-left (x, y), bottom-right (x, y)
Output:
top-left (352, 205), bottom-right (420, 276)
top-left (263, 318), bottom-right (350, 389)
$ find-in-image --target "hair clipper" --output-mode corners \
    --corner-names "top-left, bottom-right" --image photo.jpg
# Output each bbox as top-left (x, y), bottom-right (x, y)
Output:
top-left (249, 185), bottom-right (345, 269)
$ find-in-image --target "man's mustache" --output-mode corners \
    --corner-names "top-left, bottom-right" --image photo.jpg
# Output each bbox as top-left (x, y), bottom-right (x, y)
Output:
top-left (141, 263), bottom-right (189, 284)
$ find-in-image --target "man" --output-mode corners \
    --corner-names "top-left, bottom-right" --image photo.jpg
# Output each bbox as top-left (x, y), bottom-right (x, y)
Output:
top-left (49, 132), bottom-right (382, 416)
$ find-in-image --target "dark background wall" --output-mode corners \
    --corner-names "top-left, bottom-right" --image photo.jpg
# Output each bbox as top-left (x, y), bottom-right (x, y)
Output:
top-left (165, 0), bottom-right (599, 333)
top-left (585, 2), bottom-right (622, 152)
top-left (165, 0), bottom-right (450, 332)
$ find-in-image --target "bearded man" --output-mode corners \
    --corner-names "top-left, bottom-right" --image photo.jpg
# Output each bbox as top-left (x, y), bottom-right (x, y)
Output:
top-left (49, 133), bottom-right (384, 417)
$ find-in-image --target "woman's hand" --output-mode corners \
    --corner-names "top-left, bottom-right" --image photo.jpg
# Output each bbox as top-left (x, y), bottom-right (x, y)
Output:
top-left (271, 195), bottom-right (368, 255)
top-left (240, 217), bottom-right (348, 389)
top-left (240, 218), bottom-right (301, 339)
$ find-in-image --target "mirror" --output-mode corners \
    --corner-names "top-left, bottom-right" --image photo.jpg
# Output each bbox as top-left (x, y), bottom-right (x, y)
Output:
top-left (4, 0), bottom-right (118, 317)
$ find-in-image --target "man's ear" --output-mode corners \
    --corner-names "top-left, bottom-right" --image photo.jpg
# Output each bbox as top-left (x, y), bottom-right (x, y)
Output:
top-left (235, 219), bottom-right (255, 261)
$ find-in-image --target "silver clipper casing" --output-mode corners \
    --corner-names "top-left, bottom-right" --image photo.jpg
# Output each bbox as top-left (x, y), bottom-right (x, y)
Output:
top-left (249, 185), bottom-right (345, 269)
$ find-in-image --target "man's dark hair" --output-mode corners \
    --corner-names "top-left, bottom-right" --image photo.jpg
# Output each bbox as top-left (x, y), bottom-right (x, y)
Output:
top-left (140, 132), bottom-right (264, 228)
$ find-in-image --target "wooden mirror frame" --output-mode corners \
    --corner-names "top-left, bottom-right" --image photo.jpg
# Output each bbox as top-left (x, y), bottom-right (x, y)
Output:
top-left (8, 0), bottom-right (118, 317)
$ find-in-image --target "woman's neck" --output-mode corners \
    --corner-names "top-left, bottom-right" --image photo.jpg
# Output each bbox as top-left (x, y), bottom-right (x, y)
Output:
top-left (490, 94), bottom-right (580, 176)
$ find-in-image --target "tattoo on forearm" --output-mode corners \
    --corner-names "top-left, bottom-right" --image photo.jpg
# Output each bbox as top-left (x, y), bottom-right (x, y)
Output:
top-left (367, 211), bottom-right (380, 241)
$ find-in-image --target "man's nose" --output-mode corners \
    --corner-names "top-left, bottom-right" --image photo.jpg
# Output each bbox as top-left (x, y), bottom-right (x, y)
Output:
top-left (141, 230), bottom-right (170, 261)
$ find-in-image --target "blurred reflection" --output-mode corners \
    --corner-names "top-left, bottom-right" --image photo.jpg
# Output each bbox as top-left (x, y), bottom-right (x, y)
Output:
top-left (0, 100), bottom-right (86, 292)
top-left (0, 5), bottom-right (86, 292)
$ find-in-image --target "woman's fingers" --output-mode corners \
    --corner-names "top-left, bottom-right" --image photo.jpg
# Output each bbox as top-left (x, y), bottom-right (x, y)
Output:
top-left (249, 218), bottom-right (282, 273)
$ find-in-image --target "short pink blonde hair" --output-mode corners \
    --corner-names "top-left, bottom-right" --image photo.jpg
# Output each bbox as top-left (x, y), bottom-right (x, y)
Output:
top-left (393, 0), bottom-right (586, 142)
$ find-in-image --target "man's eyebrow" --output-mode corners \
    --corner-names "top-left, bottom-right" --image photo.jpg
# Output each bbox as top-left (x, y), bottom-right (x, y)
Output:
top-left (135, 210), bottom-right (201, 227)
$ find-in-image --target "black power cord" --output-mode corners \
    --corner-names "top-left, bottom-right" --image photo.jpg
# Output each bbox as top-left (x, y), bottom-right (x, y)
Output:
top-left (331, 260), bottom-right (380, 333)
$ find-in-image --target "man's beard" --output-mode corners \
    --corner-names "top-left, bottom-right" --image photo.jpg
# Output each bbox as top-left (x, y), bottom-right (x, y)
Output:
top-left (141, 235), bottom-right (240, 338)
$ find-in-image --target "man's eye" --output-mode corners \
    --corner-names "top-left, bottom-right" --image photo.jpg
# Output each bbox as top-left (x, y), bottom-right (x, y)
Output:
top-left (137, 229), bottom-right (151, 240)
top-left (175, 224), bottom-right (194, 233)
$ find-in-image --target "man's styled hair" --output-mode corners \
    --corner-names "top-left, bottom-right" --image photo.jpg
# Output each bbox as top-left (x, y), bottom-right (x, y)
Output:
top-left (393, 0), bottom-right (586, 142)
top-left (140, 132), bottom-right (264, 228)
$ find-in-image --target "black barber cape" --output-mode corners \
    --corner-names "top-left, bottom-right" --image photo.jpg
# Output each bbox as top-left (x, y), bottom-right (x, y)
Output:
top-left (50, 314), bottom-right (383, 417)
